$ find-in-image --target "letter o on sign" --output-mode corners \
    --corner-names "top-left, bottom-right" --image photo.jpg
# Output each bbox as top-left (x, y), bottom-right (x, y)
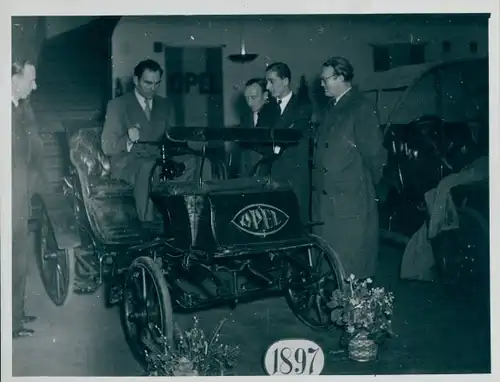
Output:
top-left (263, 339), bottom-right (325, 375)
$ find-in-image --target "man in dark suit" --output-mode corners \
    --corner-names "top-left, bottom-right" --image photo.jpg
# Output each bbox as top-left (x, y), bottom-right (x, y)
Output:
top-left (101, 59), bottom-right (199, 223)
top-left (12, 59), bottom-right (42, 339)
top-left (230, 78), bottom-right (280, 177)
top-left (241, 78), bottom-right (280, 129)
top-left (265, 62), bottom-right (313, 223)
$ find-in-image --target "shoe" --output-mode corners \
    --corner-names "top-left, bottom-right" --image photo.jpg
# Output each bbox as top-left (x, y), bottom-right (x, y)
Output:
top-left (108, 285), bottom-right (123, 305)
top-left (21, 315), bottom-right (37, 324)
top-left (13, 327), bottom-right (34, 339)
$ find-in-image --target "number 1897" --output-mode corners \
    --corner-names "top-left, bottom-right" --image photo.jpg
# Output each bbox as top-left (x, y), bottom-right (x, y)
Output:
top-left (264, 339), bottom-right (325, 376)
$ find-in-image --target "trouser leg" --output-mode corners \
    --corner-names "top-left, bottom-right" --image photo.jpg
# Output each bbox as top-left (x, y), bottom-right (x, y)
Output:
top-left (12, 222), bottom-right (29, 332)
top-left (129, 154), bottom-right (212, 221)
top-left (132, 159), bottom-right (157, 222)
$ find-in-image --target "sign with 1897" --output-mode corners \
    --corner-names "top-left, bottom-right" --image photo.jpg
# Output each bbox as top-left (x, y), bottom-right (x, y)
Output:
top-left (263, 339), bottom-right (325, 375)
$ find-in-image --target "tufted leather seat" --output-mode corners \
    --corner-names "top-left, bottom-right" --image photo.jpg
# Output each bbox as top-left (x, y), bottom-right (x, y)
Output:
top-left (67, 127), bottom-right (134, 199)
top-left (66, 126), bottom-right (165, 244)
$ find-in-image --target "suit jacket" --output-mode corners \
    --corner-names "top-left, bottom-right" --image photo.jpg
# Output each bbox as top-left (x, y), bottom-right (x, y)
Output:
top-left (240, 99), bottom-right (280, 129)
top-left (101, 91), bottom-right (169, 180)
top-left (12, 100), bottom-right (45, 224)
top-left (274, 93), bottom-right (312, 132)
top-left (272, 93), bottom-right (313, 223)
top-left (12, 101), bottom-right (32, 230)
top-left (231, 100), bottom-right (280, 177)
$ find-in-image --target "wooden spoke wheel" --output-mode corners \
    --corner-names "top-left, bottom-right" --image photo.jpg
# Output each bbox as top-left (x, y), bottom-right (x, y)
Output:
top-left (36, 205), bottom-right (76, 306)
top-left (285, 234), bottom-right (347, 330)
top-left (121, 256), bottom-right (174, 366)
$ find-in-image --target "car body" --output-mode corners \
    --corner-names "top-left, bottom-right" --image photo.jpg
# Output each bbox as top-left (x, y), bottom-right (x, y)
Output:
top-left (362, 57), bottom-right (489, 236)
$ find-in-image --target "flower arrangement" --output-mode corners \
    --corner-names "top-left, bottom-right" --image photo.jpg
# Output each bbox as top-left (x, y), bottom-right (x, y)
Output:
top-left (143, 316), bottom-right (240, 376)
top-left (327, 274), bottom-right (395, 346)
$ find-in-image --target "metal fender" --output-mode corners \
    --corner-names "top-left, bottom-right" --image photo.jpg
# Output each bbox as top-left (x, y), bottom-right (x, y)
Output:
top-left (31, 192), bottom-right (81, 250)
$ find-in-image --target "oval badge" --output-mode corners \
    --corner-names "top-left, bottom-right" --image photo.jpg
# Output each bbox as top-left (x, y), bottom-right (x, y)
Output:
top-left (263, 339), bottom-right (325, 376)
top-left (231, 203), bottom-right (289, 237)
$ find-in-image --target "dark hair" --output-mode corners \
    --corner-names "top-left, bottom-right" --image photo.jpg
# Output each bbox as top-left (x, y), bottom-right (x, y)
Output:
top-left (133, 59), bottom-right (164, 79)
top-left (266, 62), bottom-right (292, 82)
top-left (12, 59), bottom-right (31, 76)
top-left (323, 56), bottom-right (354, 82)
top-left (244, 78), bottom-right (267, 93)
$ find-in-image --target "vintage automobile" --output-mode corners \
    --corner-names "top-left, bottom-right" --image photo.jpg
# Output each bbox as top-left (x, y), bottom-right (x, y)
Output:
top-left (30, 125), bottom-right (346, 363)
top-left (362, 57), bottom-right (489, 293)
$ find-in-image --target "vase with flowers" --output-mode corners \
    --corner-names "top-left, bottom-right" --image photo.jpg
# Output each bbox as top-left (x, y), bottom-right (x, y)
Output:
top-left (327, 274), bottom-right (395, 362)
top-left (143, 316), bottom-right (240, 376)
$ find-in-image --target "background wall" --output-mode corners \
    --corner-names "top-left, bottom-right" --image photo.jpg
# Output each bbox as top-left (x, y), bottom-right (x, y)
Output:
top-left (44, 16), bottom-right (100, 39)
top-left (110, 15), bottom-right (488, 125)
top-left (11, 16), bottom-right (46, 63)
top-left (12, 16), bottom-right (100, 62)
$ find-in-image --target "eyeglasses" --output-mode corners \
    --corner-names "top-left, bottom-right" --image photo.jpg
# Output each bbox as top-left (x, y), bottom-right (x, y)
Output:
top-left (320, 74), bottom-right (337, 84)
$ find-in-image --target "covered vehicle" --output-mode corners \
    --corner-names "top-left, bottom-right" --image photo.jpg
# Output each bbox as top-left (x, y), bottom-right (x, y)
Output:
top-left (362, 57), bottom-right (489, 295)
top-left (362, 57), bottom-right (488, 236)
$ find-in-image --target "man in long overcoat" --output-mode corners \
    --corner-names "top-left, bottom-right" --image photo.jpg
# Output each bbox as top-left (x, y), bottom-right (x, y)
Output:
top-left (12, 59), bottom-right (43, 338)
top-left (312, 57), bottom-right (387, 279)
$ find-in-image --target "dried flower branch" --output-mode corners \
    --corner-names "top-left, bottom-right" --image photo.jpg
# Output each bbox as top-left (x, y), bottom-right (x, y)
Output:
top-left (144, 316), bottom-right (240, 376)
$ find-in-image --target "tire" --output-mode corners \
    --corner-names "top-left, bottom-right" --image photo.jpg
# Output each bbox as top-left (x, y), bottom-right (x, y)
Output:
top-left (35, 202), bottom-right (76, 306)
top-left (120, 256), bottom-right (174, 366)
top-left (285, 234), bottom-right (347, 330)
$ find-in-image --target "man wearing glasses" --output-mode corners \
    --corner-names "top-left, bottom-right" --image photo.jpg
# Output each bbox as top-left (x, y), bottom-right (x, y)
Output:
top-left (312, 56), bottom-right (387, 280)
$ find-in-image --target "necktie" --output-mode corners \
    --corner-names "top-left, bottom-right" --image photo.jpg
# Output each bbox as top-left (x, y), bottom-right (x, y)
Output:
top-left (144, 100), bottom-right (151, 120)
top-left (277, 99), bottom-right (283, 115)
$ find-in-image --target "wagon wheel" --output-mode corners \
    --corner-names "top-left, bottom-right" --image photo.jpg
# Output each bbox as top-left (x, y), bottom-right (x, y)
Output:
top-left (431, 207), bottom-right (489, 300)
top-left (35, 204), bottom-right (76, 306)
top-left (284, 234), bottom-right (347, 330)
top-left (121, 256), bottom-right (174, 366)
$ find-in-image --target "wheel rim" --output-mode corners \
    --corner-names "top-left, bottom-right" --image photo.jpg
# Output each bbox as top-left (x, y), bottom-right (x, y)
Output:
top-left (39, 211), bottom-right (73, 305)
top-left (285, 239), bottom-right (344, 329)
top-left (123, 262), bottom-right (166, 356)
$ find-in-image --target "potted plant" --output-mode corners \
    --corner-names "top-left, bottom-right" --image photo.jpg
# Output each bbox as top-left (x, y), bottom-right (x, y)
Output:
top-left (327, 274), bottom-right (395, 362)
top-left (144, 316), bottom-right (240, 376)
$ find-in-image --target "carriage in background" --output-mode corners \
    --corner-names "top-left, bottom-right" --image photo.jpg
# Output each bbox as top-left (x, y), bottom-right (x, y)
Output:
top-left (30, 124), bottom-right (346, 362)
top-left (363, 57), bottom-right (489, 294)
